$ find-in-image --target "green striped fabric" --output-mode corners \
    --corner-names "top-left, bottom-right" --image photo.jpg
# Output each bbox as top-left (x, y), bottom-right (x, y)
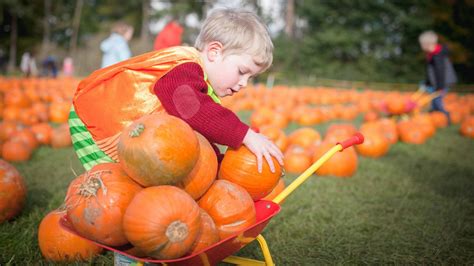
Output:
top-left (68, 106), bottom-right (115, 170)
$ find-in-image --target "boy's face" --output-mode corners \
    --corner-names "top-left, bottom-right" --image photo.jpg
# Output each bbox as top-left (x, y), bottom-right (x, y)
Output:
top-left (420, 41), bottom-right (436, 53)
top-left (204, 46), bottom-right (262, 97)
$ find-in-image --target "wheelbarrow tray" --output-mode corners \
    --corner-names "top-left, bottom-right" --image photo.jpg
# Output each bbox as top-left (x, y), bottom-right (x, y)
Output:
top-left (60, 199), bottom-right (281, 265)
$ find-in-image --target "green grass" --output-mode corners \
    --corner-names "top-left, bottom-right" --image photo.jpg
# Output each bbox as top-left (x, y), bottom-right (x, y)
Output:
top-left (1, 115), bottom-right (474, 265)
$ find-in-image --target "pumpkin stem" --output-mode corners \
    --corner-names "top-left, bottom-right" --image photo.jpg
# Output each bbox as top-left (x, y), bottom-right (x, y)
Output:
top-left (129, 123), bottom-right (145, 138)
top-left (165, 221), bottom-right (189, 243)
top-left (77, 170), bottom-right (109, 197)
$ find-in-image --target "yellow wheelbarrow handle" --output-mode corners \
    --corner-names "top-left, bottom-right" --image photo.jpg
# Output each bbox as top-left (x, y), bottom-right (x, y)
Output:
top-left (272, 133), bottom-right (365, 204)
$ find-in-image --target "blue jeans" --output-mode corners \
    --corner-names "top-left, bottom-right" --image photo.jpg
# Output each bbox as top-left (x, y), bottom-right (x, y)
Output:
top-left (429, 87), bottom-right (451, 124)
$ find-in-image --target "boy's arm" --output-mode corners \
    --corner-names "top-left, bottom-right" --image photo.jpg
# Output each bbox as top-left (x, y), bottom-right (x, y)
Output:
top-left (154, 62), bottom-right (249, 149)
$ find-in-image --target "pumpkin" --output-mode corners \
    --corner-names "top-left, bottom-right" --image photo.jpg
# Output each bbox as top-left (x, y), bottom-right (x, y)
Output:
top-left (123, 186), bottom-right (201, 259)
top-left (460, 116), bottom-right (474, 138)
top-left (284, 145), bottom-right (312, 174)
top-left (288, 127), bottom-right (321, 149)
top-left (397, 120), bottom-right (427, 144)
top-left (377, 118), bottom-right (398, 144)
top-left (430, 111), bottom-right (448, 128)
top-left (178, 133), bottom-right (217, 200)
top-left (118, 113), bottom-right (199, 187)
top-left (1, 139), bottom-right (32, 161)
top-left (356, 129), bottom-right (390, 158)
top-left (325, 123), bottom-right (358, 143)
top-left (31, 123), bottom-right (53, 145)
top-left (65, 163), bottom-right (142, 246)
top-left (0, 121), bottom-right (22, 141)
top-left (262, 178), bottom-right (286, 202)
top-left (198, 180), bottom-right (256, 239)
top-left (38, 209), bottom-right (103, 261)
top-left (189, 209), bottom-right (220, 254)
top-left (11, 128), bottom-right (39, 149)
top-left (311, 141), bottom-right (358, 178)
top-left (51, 124), bottom-right (72, 148)
top-left (0, 159), bottom-right (27, 223)
top-left (259, 125), bottom-right (288, 152)
top-left (218, 146), bottom-right (281, 200)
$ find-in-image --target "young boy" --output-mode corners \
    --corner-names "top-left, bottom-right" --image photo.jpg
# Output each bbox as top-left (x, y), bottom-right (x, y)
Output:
top-left (69, 8), bottom-right (284, 173)
top-left (418, 30), bottom-right (457, 124)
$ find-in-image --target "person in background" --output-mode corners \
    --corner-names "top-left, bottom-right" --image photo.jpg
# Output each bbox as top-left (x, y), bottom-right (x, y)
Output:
top-left (20, 52), bottom-right (38, 77)
top-left (62, 56), bottom-right (74, 77)
top-left (418, 30), bottom-right (457, 124)
top-left (100, 21), bottom-right (134, 68)
top-left (153, 20), bottom-right (184, 51)
top-left (42, 55), bottom-right (58, 78)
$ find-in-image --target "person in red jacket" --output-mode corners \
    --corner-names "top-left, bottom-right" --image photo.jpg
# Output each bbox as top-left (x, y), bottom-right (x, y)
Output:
top-left (419, 30), bottom-right (457, 124)
top-left (69, 9), bottom-right (283, 173)
top-left (153, 20), bottom-right (184, 51)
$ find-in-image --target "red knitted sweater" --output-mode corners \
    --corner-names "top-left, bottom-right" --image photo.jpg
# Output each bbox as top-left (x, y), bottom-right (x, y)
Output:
top-left (154, 62), bottom-right (249, 157)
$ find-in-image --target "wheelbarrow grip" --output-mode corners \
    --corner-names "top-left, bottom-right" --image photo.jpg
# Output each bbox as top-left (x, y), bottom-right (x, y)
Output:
top-left (336, 133), bottom-right (364, 150)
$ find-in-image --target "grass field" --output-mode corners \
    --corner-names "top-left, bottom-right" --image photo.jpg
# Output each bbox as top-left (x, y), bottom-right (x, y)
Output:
top-left (1, 113), bottom-right (473, 265)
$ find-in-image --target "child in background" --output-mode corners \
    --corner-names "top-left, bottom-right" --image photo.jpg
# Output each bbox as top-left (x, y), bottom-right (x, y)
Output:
top-left (62, 57), bottom-right (74, 77)
top-left (69, 8), bottom-right (283, 173)
top-left (418, 30), bottom-right (457, 124)
top-left (100, 21), bottom-right (134, 68)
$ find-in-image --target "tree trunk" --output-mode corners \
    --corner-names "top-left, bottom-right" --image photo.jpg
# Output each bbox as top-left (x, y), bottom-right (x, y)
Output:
top-left (7, 13), bottom-right (17, 73)
top-left (41, 0), bottom-right (52, 55)
top-left (69, 0), bottom-right (84, 55)
top-left (285, 0), bottom-right (295, 38)
top-left (140, 0), bottom-right (149, 42)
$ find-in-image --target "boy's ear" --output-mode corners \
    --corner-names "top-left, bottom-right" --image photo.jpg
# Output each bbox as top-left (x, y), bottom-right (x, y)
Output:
top-left (206, 41), bottom-right (223, 62)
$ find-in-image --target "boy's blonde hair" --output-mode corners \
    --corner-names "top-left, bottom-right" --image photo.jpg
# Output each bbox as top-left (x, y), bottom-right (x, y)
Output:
top-left (112, 21), bottom-right (133, 36)
top-left (419, 30), bottom-right (438, 45)
top-left (195, 8), bottom-right (273, 72)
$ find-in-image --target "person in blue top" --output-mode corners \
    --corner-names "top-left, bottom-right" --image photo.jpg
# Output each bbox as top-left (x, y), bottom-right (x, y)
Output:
top-left (100, 21), bottom-right (134, 68)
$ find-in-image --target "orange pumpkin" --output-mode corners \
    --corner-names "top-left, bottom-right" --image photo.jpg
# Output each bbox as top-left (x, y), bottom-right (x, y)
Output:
top-left (118, 113), bottom-right (199, 187)
top-left (189, 209), bottom-right (220, 254)
top-left (262, 178), bottom-right (286, 202)
top-left (31, 123), bottom-right (53, 145)
top-left (259, 125), bottom-right (288, 152)
top-left (377, 118), bottom-right (398, 144)
top-left (123, 186), bottom-right (201, 259)
top-left (311, 141), bottom-right (358, 178)
top-left (460, 116), bottom-right (474, 138)
top-left (218, 146), bottom-right (282, 200)
top-left (288, 127), bottom-right (321, 149)
top-left (0, 159), bottom-right (27, 223)
top-left (356, 129), bottom-right (390, 158)
top-left (65, 163), bottom-right (142, 246)
top-left (0, 121), bottom-right (22, 141)
top-left (198, 180), bottom-right (256, 239)
top-left (430, 111), bottom-right (448, 128)
top-left (397, 120), bottom-right (427, 144)
top-left (325, 124), bottom-right (357, 143)
top-left (284, 145), bottom-right (312, 174)
top-left (178, 133), bottom-right (217, 200)
top-left (49, 101), bottom-right (71, 123)
top-left (2, 139), bottom-right (32, 161)
top-left (38, 209), bottom-right (103, 261)
top-left (51, 124), bottom-right (72, 148)
top-left (11, 128), bottom-right (39, 149)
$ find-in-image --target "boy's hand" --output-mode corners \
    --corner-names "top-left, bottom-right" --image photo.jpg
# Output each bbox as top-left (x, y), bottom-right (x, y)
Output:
top-left (242, 129), bottom-right (284, 173)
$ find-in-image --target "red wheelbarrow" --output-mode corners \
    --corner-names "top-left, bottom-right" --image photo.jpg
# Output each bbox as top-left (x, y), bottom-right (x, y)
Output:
top-left (60, 133), bottom-right (365, 265)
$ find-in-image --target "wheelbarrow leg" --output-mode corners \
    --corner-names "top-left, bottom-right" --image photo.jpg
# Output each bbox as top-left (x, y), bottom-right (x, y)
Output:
top-left (222, 234), bottom-right (275, 266)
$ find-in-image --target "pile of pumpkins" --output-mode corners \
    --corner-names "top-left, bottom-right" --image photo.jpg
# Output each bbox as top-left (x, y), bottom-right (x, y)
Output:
top-left (0, 77), bottom-right (76, 162)
top-left (37, 113), bottom-right (285, 262)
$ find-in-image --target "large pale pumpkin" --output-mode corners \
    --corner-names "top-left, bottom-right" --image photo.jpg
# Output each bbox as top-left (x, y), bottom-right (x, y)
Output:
top-left (65, 163), bottom-right (142, 246)
top-left (178, 133), bottom-right (217, 200)
top-left (123, 186), bottom-right (201, 259)
top-left (311, 141), bottom-right (358, 178)
top-left (218, 146), bottom-right (282, 200)
top-left (198, 180), bottom-right (256, 239)
top-left (189, 209), bottom-right (220, 254)
top-left (38, 209), bottom-right (103, 261)
top-left (118, 113), bottom-right (199, 187)
top-left (0, 159), bottom-right (27, 223)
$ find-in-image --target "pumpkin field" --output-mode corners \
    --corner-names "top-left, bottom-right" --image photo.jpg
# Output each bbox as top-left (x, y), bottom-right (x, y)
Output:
top-left (0, 77), bottom-right (473, 264)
